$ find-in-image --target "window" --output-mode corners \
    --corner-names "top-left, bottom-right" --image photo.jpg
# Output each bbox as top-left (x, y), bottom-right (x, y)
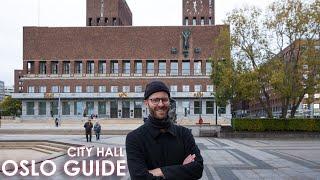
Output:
top-left (113, 18), bottom-right (117, 26)
top-left (63, 61), bottom-right (70, 74)
top-left (26, 102), bottom-right (34, 115)
top-left (209, 17), bottom-right (212, 25)
top-left (170, 61), bottom-right (178, 75)
top-left (206, 101), bottom-right (214, 114)
top-left (111, 86), bottom-right (118, 93)
top-left (28, 86), bottom-right (35, 93)
top-left (97, 17), bottom-right (100, 25)
top-left (182, 101), bottom-right (190, 116)
top-left (158, 61), bottom-right (166, 75)
top-left (88, 18), bottom-right (92, 26)
top-left (194, 85), bottom-right (202, 92)
top-left (75, 86), bottom-right (82, 93)
top-left (111, 61), bottom-right (119, 74)
top-left (86, 101), bottom-right (94, 115)
top-left (39, 62), bottom-right (46, 74)
top-left (183, 85), bottom-right (189, 92)
top-left (206, 61), bottom-right (212, 75)
top-left (135, 86), bottom-right (142, 93)
top-left (134, 61), bottom-right (142, 74)
top-left (104, 18), bottom-right (109, 24)
top-left (207, 85), bottom-right (214, 92)
top-left (98, 61), bottom-right (106, 74)
top-left (194, 61), bottom-right (202, 75)
top-left (86, 86), bottom-right (94, 93)
top-left (219, 106), bottom-right (226, 114)
top-left (99, 86), bottom-right (106, 93)
top-left (75, 61), bottom-right (82, 74)
top-left (185, 17), bottom-right (189, 25)
top-left (50, 101), bottom-right (58, 116)
top-left (38, 102), bottom-right (46, 115)
top-left (146, 60), bottom-right (154, 74)
top-left (63, 86), bottom-right (70, 93)
top-left (74, 101), bottom-right (84, 115)
top-left (134, 101), bottom-right (142, 118)
top-left (51, 86), bottom-right (59, 93)
top-left (62, 102), bottom-right (70, 115)
top-left (201, 17), bottom-right (205, 25)
top-left (39, 86), bottom-right (46, 93)
top-left (51, 62), bottom-right (58, 74)
top-left (123, 61), bottom-right (130, 74)
top-left (182, 61), bottom-right (190, 75)
top-left (193, 17), bottom-right (196, 25)
top-left (194, 101), bottom-right (202, 114)
top-left (27, 61), bottom-right (34, 74)
top-left (87, 61), bottom-right (94, 74)
top-left (122, 86), bottom-right (130, 93)
top-left (98, 102), bottom-right (106, 115)
top-left (170, 85), bottom-right (177, 92)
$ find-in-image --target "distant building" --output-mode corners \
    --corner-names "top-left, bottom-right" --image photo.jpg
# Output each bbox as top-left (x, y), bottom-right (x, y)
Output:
top-left (0, 81), bottom-right (4, 101)
top-left (4, 86), bottom-right (14, 97)
top-left (233, 41), bottom-right (320, 118)
top-left (13, 0), bottom-right (232, 123)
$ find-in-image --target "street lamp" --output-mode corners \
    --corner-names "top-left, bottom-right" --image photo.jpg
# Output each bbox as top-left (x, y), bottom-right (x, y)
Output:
top-left (194, 91), bottom-right (203, 123)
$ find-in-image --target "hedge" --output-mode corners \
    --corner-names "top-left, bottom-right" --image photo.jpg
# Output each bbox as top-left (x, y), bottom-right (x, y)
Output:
top-left (231, 118), bottom-right (320, 132)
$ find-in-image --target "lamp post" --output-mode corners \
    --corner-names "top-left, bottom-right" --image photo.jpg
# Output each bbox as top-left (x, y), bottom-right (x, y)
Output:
top-left (194, 91), bottom-right (203, 123)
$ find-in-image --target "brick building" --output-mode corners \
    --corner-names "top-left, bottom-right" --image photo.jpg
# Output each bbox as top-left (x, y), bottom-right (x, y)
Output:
top-left (13, 0), bottom-right (231, 123)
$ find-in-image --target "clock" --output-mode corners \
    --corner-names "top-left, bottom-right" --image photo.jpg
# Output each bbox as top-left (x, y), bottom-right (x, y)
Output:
top-left (185, 0), bottom-right (204, 15)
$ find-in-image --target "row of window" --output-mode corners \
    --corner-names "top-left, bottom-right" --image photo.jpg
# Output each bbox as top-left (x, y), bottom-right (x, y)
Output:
top-left (184, 17), bottom-right (213, 26)
top-left (27, 60), bottom-right (212, 76)
top-left (88, 17), bottom-right (118, 26)
top-left (25, 100), bottom-right (220, 116)
top-left (27, 85), bottom-right (214, 93)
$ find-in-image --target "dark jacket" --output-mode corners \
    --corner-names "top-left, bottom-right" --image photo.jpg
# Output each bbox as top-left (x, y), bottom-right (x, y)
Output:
top-left (94, 123), bottom-right (101, 133)
top-left (126, 120), bottom-right (203, 180)
top-left (83, 122), bottom-right (93, 134)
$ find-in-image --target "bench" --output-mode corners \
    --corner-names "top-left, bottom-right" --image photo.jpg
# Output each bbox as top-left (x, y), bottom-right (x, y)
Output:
top-left (196, 123), bottom-right (210, 125)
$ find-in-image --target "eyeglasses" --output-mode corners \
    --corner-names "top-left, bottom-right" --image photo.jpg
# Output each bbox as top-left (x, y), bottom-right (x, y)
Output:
top-left (148, 98), bottom-right (170, 105)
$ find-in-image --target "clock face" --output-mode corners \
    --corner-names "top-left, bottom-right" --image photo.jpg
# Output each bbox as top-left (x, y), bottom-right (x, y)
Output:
top-left (186, 0), bottom-right (204, 15)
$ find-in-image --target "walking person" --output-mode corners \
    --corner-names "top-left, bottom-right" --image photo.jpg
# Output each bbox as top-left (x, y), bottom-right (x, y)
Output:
top-left (55, 117), bottom-right (59, 127)
top-left (126, 81), bottom-right (203, 179)
top-left (83, 119), bottom-right (93, 142)
top-left (94, 121), bottom-right (101, 140)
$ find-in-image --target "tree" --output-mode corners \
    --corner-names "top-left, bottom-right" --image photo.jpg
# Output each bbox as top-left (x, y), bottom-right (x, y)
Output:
top-left (0, 96), bottom-right (21, 116)
top-left (224, 6), bottom-right (274, 118)
top-left (266, 0), bottom-right (320, 118)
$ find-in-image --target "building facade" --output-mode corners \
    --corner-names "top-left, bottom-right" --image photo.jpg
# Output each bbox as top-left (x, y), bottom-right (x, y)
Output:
top-left (13, 0), bottom-right (232, 124)
top-left (0, 81), bottom-right (4, 101)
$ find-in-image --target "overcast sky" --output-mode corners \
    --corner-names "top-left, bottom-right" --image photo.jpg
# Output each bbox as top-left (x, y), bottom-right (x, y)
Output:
top-left (0, 0), bottom-right (271, 87)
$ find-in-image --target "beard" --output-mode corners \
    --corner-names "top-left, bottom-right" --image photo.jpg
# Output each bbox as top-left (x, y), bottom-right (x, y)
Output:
top-left (149, 106), bottom-right (169, 120)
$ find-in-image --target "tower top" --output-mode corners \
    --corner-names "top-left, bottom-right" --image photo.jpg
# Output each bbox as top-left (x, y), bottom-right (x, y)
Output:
top-left (86, 0), bottom-right (132, 26)
top-left (183, 0), bottom-right (215, 26)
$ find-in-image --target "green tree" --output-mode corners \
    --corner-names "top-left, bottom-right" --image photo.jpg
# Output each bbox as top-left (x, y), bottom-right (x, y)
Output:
top-left (0, 96), bottom-right (21, 116)
top-left (224, 6), bottom-right (274, 118)
top-left (266, 0), bottom-right (320, 118)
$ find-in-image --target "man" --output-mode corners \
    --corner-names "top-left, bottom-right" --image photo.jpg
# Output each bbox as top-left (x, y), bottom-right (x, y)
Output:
top-left (126, 81), bottom-right (203, 179)
top-left (83, 119), bottom-right (93, 142)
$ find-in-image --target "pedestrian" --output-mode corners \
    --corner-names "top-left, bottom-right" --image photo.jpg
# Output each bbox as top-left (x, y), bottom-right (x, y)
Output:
top-left (126, 81), bottom-right (203, 179)
top-left (94, 121), bottom-right (101, 140)
top-left (55, 117), bottom-right (59, 127)
top-left (83, 119), bottom-right (93, 142)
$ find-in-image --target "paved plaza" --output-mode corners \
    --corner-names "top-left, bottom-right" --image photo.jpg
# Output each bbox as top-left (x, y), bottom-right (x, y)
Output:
top-left (1, 133), bottom-right (320, 179)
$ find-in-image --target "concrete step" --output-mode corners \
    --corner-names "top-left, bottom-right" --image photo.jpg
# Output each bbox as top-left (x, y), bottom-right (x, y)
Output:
top-left (34, 144), bottom-right (66, 153)
top-left (41, 142), bottom-right (72, 150)
top-left (31, 147), bottom-right (56, 154)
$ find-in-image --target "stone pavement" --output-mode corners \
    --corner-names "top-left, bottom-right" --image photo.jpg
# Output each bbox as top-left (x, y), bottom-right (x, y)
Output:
top-left (1, 134), bottom-right (320, 179)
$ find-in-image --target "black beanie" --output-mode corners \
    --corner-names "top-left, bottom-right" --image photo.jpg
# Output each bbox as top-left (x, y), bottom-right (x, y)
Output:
top-left (144, 81), bottom-right (170, 100)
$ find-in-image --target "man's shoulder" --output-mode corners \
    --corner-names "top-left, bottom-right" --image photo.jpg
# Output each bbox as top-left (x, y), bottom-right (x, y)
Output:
top-left (127, 124), bottom-right (147, 137)
top-left (172, 124), bottom-right (193, 136)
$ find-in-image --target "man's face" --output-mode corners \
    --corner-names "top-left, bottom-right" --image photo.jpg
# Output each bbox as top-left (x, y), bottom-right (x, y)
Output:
top-left (144, 91), bottom-right (170, 120)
